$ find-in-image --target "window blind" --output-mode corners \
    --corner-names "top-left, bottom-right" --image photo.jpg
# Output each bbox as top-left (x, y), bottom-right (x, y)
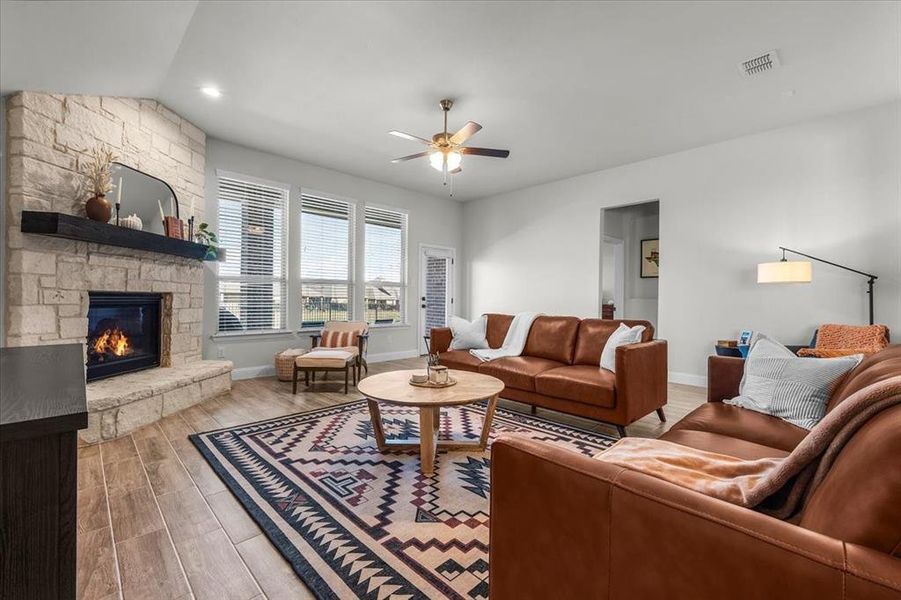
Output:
top-left (364, 206), bottom-right (407, 325)
top-left (216, 175), bottom-right (288, 333)
top-left (301, 194), bottom-right (354, 328)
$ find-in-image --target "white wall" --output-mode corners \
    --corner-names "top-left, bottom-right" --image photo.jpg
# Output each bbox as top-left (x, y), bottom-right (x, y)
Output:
top-left (463, 102), bottom-right (901, 385)
top-left (203, 139), bottom-right (464, 376)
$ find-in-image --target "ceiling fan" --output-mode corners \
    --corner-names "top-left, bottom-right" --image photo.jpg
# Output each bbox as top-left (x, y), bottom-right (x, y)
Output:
top-left (389, 99), bottom-right (509, 188)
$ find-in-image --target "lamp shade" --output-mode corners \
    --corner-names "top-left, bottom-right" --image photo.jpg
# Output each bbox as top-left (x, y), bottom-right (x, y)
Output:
top-left (757, 260), bottom-right (812, 283)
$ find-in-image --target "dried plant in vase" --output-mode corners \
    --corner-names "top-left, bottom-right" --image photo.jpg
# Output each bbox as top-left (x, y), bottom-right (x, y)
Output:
top-left (82, 146), bottom-right (117, 222)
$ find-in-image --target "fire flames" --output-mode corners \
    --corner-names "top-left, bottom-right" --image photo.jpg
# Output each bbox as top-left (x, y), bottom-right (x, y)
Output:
top-left (92, 327), bottom-right (131, 357)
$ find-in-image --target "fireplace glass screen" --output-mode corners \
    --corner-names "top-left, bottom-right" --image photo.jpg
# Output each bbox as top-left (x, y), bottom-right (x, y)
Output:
top-left (86, 292), bottom-right (162, 381)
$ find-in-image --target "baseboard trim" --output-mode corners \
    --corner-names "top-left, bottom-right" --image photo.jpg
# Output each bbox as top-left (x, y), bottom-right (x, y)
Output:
top-left (367, 349), bottom-right (420, 363)
top-left (668, 371), bottom-right (707, 388)
top-left (230, 349), bottom-right (421, 381)
top-left (232, 365), bottom-right (276, 380)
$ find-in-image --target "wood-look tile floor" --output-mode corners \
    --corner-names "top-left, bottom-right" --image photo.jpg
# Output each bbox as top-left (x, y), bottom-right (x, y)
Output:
top-left (76, 357), bottom-right (706, 599)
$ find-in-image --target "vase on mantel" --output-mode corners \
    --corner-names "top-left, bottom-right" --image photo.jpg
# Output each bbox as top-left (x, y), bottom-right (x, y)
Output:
top-left (85, 194), bottom-right (112, 222)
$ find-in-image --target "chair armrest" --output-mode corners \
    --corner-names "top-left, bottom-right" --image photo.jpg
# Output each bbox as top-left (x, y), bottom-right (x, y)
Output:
top-left (490, 435), bottom-right (899, 600)
top-left (357, 332), bottom-right (369, 355)
top-left (707, 355), bottom-right (745, 402)
top-left (615, 339), bottom-right (667, 423)
top-left (430, 327), bottom-right (452, 354)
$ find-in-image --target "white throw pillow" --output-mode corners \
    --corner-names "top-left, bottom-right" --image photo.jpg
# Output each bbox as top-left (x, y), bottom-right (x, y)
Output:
top-left (449, 315), bottom-right (489, 351)
top-left (724, 333), bottom-right (862, 429)
top-left (599, 323), bottom-right (646, 372)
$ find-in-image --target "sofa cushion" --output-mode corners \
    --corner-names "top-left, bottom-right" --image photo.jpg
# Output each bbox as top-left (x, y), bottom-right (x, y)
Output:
top-left (478, 356), bottom-right (563, 392)
top-left (659, 429), bottom-right (792, 461)
top-left (438, 350), bottom-right (483, 372)
top-left (827, 343), bottom-right (901, 412)
top-left (522, 316), bottom-right (581, 364)
top-left (574, 319), bottom-right (654, 365)
top-left (486, 314), bottom-right (514, 349)
top-left (668, 402), bottom-right (807, 453)
top-left (534, 365), bottom-right (616, 408)
top-left (799, 404), bottom-right (901, 555)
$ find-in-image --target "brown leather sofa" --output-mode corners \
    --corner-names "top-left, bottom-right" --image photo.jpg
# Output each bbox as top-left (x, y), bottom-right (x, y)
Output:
top-left (489, 344), bottom-right (901, 599)
top-left (430, 314), bottom-right (667, 435)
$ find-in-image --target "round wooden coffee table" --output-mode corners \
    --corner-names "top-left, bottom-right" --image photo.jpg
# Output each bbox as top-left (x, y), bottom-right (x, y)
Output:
top-left (357, 369), bottom-right (505, 475)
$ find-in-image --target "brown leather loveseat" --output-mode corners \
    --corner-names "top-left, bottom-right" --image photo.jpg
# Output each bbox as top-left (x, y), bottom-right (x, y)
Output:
top-left (430, 314), bottom-right (667, 435)
top-left (489, 344), bottom-right (901, 599)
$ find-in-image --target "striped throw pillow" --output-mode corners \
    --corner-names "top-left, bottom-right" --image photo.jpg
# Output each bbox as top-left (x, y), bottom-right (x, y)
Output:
top-left (320, 329), bottom-right (363, 349)
top-left (725, 334), bottom-right (862, 429)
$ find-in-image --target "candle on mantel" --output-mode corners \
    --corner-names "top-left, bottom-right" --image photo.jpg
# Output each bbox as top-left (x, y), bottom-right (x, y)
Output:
top-left (115, 177), bottom-right (123, 225)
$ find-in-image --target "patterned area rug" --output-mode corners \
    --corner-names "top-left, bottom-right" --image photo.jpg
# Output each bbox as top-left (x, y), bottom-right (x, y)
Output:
top-left (191, 399), bottom-right (615, 600)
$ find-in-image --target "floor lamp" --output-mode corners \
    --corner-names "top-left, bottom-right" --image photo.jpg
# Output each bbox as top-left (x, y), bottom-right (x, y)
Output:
top-left (757, 246), bottom-right (878, 325)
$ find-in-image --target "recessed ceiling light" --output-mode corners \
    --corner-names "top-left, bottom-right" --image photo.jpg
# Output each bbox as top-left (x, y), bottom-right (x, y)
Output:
top-left (201, 86), bottom-right (222, 98)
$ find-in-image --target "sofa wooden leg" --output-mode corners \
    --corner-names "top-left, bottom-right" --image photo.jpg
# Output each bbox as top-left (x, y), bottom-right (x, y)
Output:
top-left (656, 408), bottom-right (667, 423)
top-left (344, 368), bottom-right (349, 394)
top-left (292, 366), bottom-right (298, 395)
top-left (530, 405), bottom-right (537, 415)
top-left (616, 425), bottom-right (627, 438)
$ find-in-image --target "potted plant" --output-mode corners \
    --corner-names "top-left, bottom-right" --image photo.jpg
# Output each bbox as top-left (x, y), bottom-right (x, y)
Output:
top-left (82, 147), bottom-right (117, 222)
top-left (194, 222), bottom-right (220, 260)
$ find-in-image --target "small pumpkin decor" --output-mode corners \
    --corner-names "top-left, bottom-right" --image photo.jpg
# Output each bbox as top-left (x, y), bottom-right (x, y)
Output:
top-left (83, 147), bottom-right (117, 222)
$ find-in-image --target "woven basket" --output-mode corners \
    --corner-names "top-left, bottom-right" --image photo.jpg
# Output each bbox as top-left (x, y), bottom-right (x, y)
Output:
top-left (275, 348), bottom-right (307, 381)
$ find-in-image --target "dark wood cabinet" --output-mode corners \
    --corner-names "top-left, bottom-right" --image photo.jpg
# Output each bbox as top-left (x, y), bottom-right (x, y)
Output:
top-left (1, 344), bottom-right (87, 600)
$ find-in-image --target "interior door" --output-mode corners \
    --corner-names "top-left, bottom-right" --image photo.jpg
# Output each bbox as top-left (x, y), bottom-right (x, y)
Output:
top-left (418, 245), bottom-right (455, 355)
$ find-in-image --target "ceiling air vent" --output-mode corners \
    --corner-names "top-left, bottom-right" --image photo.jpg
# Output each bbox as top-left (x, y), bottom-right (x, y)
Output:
top-left (739, 49), bottom-right (781, 77)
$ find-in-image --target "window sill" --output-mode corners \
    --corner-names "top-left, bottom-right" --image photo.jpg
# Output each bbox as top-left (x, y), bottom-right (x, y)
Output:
top-left (296, 323), bottom-right (410, 334)
top-left (369, 323), bottom-right (410, 330)
top-left (211, 330), bottom-right (294, 342)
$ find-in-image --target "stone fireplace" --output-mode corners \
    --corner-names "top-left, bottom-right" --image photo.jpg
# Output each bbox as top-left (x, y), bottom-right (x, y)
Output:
top-left (4, 91), bottom-right (232, 442)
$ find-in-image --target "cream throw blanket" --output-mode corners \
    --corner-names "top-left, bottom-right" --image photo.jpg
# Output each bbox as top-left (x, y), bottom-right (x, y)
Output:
top-left (470, 312), bottom-right (541, 362)
top-left (596, 375), bottom-right (901, 518)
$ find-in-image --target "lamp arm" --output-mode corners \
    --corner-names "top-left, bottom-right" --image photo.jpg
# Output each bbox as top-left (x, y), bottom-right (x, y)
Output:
top-left (779, 247), bottom-right (877, 281)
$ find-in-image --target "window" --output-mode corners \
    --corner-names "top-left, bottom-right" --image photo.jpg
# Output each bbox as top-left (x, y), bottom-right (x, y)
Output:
top-left (364, 206), bottom-right (407, 325)
top-left (301, 194), bottom-right (354, 328)
top-left (216, 175), bottom-right (288, 333)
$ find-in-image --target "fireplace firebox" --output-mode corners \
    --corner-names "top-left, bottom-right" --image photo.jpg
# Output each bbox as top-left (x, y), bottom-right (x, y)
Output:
top-left (86, 292), bottom-right (162, 382)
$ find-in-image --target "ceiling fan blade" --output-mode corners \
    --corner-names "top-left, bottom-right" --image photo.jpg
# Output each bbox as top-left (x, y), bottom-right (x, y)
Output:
top-left (388, 130), bottom-right (432, 145)
top-left (390, 151), bottom-right (429, 163)
top-left (449, 121), bottom-right (482, 145)
top-left (449, 166), bottom-right (462, 175)
top-left (461, 147), bottom-right (510, 158)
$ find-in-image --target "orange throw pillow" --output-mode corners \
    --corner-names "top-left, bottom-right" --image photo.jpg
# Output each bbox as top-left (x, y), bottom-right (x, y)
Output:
top-left (320, 329), bottom-right (363, 348)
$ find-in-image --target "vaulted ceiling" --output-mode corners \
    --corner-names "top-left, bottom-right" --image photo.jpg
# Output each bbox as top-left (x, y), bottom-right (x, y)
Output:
top-left (2, 1), bottom-right (898, 200)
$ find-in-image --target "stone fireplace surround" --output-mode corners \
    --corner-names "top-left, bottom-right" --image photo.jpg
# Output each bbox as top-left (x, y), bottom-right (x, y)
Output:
top-left (4, 91), bottom-right (232, 443)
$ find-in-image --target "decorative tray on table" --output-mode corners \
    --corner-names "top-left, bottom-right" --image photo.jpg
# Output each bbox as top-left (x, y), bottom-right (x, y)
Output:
top-left (409, 377), bottom-right (458, 389)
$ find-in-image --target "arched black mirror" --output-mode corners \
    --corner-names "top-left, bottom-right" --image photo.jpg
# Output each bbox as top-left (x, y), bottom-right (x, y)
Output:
top-left (109, 162), bottom-right (179, 236)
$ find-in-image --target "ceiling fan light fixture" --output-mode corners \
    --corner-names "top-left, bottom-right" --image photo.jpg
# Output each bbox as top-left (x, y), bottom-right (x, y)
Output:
top-left (446, 150), bottom-right (462, 171)
top-left (429, 150), bottom-right (463, 172)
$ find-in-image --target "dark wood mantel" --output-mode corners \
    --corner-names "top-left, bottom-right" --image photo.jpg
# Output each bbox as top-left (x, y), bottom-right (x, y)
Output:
top-left (20, 211), bottom-right (215, 261)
